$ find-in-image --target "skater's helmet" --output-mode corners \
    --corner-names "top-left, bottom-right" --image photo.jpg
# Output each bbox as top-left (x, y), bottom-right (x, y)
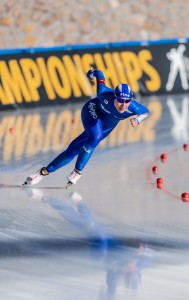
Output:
top-left (114, 84), bottom-right (133, 103)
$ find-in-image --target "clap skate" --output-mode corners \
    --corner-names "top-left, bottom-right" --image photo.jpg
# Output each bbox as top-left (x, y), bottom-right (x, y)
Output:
top-left (66, 169), bottom-right (82, 189)
top-left (21, 167), bottom-right (49, 187)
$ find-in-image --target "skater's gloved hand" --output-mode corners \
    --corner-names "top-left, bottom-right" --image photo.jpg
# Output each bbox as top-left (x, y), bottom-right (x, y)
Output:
top-left (130, 118), bottom-right (139, 127)
top-left (87, 68), bottom-right (96, 80)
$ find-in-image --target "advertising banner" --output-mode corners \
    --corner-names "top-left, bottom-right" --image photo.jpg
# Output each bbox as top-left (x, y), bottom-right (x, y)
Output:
top-left (0, 40), bottom-right (189, 109)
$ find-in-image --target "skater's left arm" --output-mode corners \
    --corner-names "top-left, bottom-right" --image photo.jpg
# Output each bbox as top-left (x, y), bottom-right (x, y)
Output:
top-left (130, 101), bottom-right (149, 127)
top-left (87, 68), bottom-right (113, 96)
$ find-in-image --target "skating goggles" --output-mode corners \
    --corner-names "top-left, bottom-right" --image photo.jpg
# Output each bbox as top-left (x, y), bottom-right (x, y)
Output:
top-left (116, 97), bottom-right (131, 103)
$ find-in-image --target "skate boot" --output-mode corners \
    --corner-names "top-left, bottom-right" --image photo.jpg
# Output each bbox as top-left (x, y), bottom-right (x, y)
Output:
top-left (22, 167), bottom-right (49, 186)
top-left (66, 169), bottom-right (82, 189)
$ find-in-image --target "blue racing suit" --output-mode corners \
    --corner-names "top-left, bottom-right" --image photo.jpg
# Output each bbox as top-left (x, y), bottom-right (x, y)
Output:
top-left (46, 70), bottom-right (149, 173)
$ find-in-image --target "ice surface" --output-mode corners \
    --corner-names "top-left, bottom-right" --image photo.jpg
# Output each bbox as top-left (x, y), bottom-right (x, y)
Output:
top-left (0, 94), bottom-right (189, 299)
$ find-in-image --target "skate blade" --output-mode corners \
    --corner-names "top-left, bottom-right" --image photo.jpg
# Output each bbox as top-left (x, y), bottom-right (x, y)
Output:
top-left (21, 181), bottom-right (28, 187)
top-left (65, 181), bottom-right (73, 189)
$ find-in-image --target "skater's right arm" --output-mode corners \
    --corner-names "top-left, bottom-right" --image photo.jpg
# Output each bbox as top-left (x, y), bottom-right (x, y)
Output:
top-left (87, 69), bottom-right (112, 96)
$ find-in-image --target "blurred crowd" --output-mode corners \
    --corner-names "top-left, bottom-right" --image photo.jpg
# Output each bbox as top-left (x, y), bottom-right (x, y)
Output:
top-left (0, 0), bottom-right (188, 49)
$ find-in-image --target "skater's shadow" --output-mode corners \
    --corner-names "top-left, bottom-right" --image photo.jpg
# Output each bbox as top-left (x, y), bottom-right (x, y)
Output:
top-left (23, 188), bottom-right (155, 298)
top-left (23, 188), bottom-right (109, 257)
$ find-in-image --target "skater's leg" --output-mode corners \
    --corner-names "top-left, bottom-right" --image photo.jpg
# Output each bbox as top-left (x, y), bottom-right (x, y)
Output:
top-left (74, 106), bottom-right (104, 172)
top-left (75, 121), bottom-right (118, 172)
top-left (67, 119), bottom-right (103, 186)
top-left (66, 100), bottom-right (104, 185)
top-left (21, 132), bottom-right (88, 186)
top-left (46, 125), bottom-right (112, 174)
top-left (46, 131), bottom-right (88, 173)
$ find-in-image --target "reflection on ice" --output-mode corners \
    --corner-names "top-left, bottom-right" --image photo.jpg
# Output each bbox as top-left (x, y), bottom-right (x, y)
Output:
top-left (0, 186), bottom-right (188, 299)
top-left (23, 188), bottom-right (157, 297)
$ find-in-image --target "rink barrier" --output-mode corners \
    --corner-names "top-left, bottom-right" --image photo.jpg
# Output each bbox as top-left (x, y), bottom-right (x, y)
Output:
top-left (0, 38), bottom-right (189, 110)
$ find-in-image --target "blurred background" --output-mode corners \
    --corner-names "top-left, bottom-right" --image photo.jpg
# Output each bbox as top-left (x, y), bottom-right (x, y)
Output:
top-left (0, 1), bottom-right (189, 300)
top-left (0, 0), bottom-right (189, 48)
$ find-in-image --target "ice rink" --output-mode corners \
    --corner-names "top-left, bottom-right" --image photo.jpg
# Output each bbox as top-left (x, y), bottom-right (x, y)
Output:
top-left (0, 93), bottom-right (189, 300)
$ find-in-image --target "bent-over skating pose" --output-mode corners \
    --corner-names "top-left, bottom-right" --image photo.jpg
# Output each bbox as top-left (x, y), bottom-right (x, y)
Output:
top-left (22, 69), bottom-right (150, 188)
